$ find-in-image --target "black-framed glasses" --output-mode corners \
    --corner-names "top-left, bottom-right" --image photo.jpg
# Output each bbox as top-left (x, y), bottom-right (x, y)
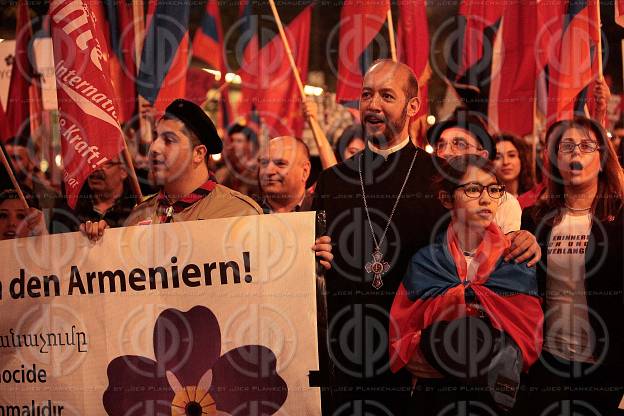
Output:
top-left (558, 140), bottom-right (599, 154)
top-left (435, 138), bottom-right (482, 153)
top-left (454, 182), bottom-right (506, 199)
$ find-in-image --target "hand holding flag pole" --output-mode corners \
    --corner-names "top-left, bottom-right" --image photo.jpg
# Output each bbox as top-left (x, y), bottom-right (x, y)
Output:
top-left (266, 0), bottom-right (337, 168)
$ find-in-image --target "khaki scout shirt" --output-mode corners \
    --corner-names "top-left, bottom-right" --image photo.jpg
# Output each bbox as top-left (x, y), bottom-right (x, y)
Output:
top-left (125, 184), bottom-right (262, 226)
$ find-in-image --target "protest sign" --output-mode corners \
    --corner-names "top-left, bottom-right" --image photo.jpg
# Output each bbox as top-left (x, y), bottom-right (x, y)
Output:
top-left (0, 212), bottom-right (320, 415)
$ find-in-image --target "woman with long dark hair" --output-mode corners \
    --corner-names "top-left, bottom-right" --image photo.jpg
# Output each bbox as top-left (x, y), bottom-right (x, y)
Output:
top-left (522, 116), bottom-right (624, 415)
top-left (493, 134), bottom-right (535, 197)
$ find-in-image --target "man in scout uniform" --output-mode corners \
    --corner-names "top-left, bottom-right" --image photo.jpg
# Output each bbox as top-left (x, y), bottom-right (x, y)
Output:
top-left (81, 99), bottom-right (262, 239)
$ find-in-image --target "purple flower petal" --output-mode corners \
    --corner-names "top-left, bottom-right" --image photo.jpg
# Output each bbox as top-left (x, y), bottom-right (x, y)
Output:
top-left (153, 306), bottom-right (221, 387)
top-left (103, 355), bottom-right (173, 415)
top-left (211, 345), bottom-right (288, 415)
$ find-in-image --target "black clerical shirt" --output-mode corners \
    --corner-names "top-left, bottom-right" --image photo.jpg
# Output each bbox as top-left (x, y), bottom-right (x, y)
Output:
top-left (312, 141), bottom-right (446, 415)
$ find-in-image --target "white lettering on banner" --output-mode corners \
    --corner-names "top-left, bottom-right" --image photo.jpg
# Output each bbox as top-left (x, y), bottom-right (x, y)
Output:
top-left (49, 0), bottom-right (105, 71)
top-left (60, 120), bottom-right (107, 165)
top-left (63, 169), bottom-right (79, 189)
top-left (55, 60), bottom-right (119, 122)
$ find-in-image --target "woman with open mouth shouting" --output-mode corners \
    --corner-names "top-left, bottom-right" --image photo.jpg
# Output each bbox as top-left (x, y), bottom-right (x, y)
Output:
top-left (521, 116), bottom-right (624, 415)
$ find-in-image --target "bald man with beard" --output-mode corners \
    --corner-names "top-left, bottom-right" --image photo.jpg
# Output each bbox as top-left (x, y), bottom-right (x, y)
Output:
top-left (312, 59), bottom-right (444, 415)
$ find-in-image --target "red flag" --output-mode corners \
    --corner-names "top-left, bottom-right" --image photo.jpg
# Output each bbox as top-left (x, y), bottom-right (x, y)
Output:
top-left (397, 0), bottom-right (429, 118)
top-left (0, 101), bottom-right (10, 142)
top-left (184, 67), bottom-right (217, 106)
top-left (137, 1), bottom-right (190, 112)
top-left (103, 0), bottom-right (136, 123)
top-left (240, 7), bottom-right (311, 137)
top-left (335, 0), bottom-right (390, 107)
top-left (237, 0), bottom-right (260, 119)
top-left (546, 0), bottom-right (600, 123)
top-left (89, 1), bottom-right (136, 123)
top-left (6, 0), bottom-right (41, 141)
top-left (488, 2), bottom-right (539, 136)
top-left (50, 0), bottom-right (125, 208)
top-left (616, 0), bottom-right (624, 27)
top-left (192, 0), bottom-right (233, 131)
top-left (457, 0), bottom-right (506, 79)
top-left (449, 0), bottom-right (505, 121)
top-left (193, 0), bottom-right (225, 73)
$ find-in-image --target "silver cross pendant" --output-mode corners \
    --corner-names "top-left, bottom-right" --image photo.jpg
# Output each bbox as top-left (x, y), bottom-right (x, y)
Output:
top-left (365, 248), bottom-right (390, 289)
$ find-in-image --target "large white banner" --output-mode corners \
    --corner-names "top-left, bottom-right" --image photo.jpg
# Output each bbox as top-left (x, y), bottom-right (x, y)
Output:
top-left (0, 212), bottom-right (320, 415)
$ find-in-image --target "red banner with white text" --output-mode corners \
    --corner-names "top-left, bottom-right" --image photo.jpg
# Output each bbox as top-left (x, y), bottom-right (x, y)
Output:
top-left (49, 0), bottom-right (125, 208)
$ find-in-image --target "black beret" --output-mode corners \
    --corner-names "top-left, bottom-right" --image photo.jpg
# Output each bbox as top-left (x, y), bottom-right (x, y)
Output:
top-left (164, 99), bottom-right (223, 154)
top-left (426, 111), bottom-right (495, 161)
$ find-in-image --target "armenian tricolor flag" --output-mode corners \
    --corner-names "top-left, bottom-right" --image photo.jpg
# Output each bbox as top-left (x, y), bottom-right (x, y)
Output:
top-left (390, 223), bottom-right (543, 374)
top-left (137, 0), bottom-right (191, 112)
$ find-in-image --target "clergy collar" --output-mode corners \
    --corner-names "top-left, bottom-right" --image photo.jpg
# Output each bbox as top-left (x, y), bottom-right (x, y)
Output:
top-left (367, 136), bottom-right (411, 160)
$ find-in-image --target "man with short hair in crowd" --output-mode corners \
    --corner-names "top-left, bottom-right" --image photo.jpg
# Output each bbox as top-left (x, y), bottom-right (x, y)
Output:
top-left (81, 99), bottom-right (262, 239)
top-left (215, 121), bottom-right (260, 197)
top-left (427, 109), bottom-right (523, 235)
top-left (258, 136), bottom-right (312, 213)
top-left (51, 158), bottom-right (138, 233)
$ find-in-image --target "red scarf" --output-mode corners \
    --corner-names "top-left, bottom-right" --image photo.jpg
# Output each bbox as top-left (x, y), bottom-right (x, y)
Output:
top-left (156, 174), bottom-right (218, 223)
top-left (446, 221), bottom-right (509, 284)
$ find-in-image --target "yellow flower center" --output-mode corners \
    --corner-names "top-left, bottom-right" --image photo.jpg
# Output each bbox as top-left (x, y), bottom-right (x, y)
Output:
top-left (171, 385), bottom-right (218, 416)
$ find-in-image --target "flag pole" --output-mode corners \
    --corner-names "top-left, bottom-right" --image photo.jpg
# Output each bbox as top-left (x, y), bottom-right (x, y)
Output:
top-left (387, 9), bottom-right (397, 62)
top-left (266, 0), bottom-right (336, 166)
top-left (122, 142), bottom-right (143, 200)
top-left (596, 0), bottom-right (603, 81)
top-left (0, 147), bottom-right (29, 209)
top-left (132, 0), bottom-right (153, 146)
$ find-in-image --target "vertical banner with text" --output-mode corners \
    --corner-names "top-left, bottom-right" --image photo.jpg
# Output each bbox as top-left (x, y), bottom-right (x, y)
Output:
top-left (50, 0), bottom-right (125, 208)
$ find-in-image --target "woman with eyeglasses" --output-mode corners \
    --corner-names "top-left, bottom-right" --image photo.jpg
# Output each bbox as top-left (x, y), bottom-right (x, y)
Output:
top-left (390, 155), bottom-right (543, 415)
top-left (521, 116), bottom-right (624, 415)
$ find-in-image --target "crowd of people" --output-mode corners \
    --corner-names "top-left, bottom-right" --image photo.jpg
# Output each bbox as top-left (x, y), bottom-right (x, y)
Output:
top-left (1, 58), bottom-right (624, 415)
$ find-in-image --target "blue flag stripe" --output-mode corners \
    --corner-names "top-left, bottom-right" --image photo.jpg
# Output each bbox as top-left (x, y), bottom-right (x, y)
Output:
top-left (563, 0), bottom-right (588, 31)
top-left (201, 13), bottom-right (219, 42)
top-left (137, 1), bottom-right (190, 104)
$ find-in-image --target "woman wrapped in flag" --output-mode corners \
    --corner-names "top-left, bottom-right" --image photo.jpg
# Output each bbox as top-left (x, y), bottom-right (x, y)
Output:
top-left (389, 155), bottom-right (543, 415)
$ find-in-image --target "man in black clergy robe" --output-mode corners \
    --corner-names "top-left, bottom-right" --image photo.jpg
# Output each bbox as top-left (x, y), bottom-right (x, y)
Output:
top-left (312, 60), bottom-right (445, 416)
top-left (312, 60), bottom-right (540, 415)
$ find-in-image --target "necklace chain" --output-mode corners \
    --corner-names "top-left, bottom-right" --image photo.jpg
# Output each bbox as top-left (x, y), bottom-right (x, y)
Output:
top-left (358, 149), bottom-right (418, 251)
top-left (565, 204), bottom-right (592, 212)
